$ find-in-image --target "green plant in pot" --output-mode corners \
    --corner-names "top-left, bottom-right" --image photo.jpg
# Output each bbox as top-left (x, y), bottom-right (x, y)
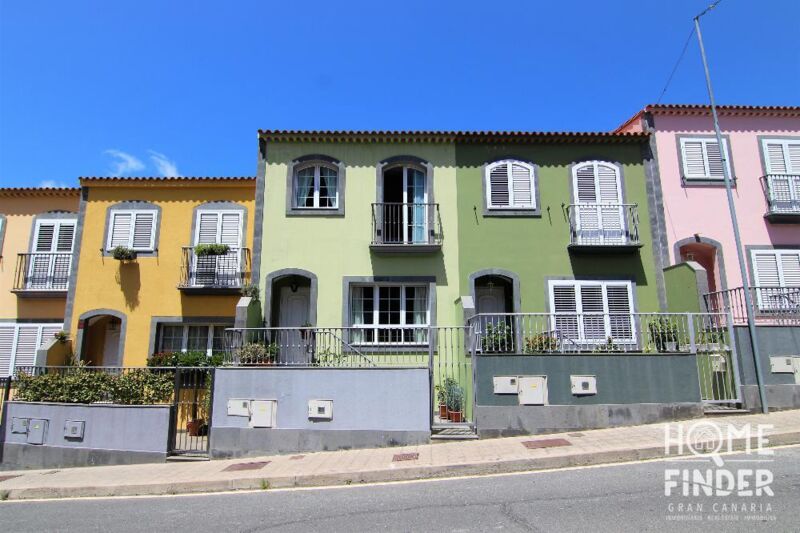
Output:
top-left (436, 378), bottom-right (457, 419)
top-left (237, 342), bottom-right (278, 365)
top-left (241, 282), bottom-right (260, 300)
top-left (194, 243), bottom-right (230, 256)
top-left (53, 330), bottom-right (69, 343)
top-left (111, 245), bottom-right (137, 261)
top-left (481, 323), bottom-right (513, 352)
top-left (592, 337), bottom-right (622, 353)
top-left (648, 318), bottom-right (680, 353)
top-left (446, 382), bottom-right (464, 423)
top-left (698, 328), bottom-right (725, 349)
top-left (524, 333), bottom-right (559, 353)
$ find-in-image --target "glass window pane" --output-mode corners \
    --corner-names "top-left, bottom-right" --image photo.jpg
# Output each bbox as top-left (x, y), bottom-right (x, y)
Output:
top-left (187, 326), bottom-right (209, 351)
top-left (378, 286), bottom-right (401, 325)
top-left (160, 325), bottom-right (184, 352)
top-left (295, 167), bottom-right (315, 207)
top-left (212, 326), bottom-right (226, 352)
top-left (319, 166), bottom-right (338, 208)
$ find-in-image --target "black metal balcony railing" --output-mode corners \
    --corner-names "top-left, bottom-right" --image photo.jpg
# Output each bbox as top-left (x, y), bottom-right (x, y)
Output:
top-left (763, 174), bottom-right (800, 219)
top-left (12, 253), bottom-right (72, 292)
top-left (703, 285), bottom-right (800, 325)
top-left (565, 203), bottom-right (641, 248)
top-left (371, 203), bottom-right (442, 248)
top-left (178, 246), bottom-right (251, 290)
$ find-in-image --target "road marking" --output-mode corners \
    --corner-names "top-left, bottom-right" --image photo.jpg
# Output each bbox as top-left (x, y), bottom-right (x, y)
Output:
top-left (4, 443), bottom-right (799, 504)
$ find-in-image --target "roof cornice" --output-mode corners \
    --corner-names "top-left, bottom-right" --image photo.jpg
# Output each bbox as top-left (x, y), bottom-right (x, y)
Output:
top-left (258, 129), bottom-right (648, 144)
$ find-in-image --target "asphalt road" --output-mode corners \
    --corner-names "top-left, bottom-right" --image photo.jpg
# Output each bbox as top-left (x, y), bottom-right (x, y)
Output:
top-left (2, 446), bottom-right (798, 532)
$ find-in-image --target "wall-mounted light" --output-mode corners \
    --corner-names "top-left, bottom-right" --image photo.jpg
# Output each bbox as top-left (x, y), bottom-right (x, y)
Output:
top-left (290, 282), bottom-right (298, 292)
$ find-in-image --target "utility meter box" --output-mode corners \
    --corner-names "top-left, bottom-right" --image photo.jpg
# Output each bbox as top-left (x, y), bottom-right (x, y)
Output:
top-left (308, 399), bottom-right (333, 420)
top-left (64, 420), bottom-right (85, 440)
top-left (249, 400), bottom-right (277, 428)
top-left (518, 376), bottom-right (548, 405)
top-left (227, 398), bottom-right (251, 417)
top-left (493, 376), bottom-right (519, 394)
top-left (570, 375), bottom-right (597, 395)
top-left (710, 354), bottom-right (727, 373)
top-left (26, 419), bottom-right (48, 445)
top-left (770, 356), bottom-right (795, 374)
top-left (11, 417), bottom-right (29, 434)
top-left (793, 358), bottom-right (800, 385)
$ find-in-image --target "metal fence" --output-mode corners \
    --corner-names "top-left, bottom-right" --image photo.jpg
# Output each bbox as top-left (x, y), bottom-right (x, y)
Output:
top-left (12, 252), bottom-right (72, 292)
top-left (703, 286), bottom-right (800, 326)
top-left (471, 312), bottom-right (732, 354)
top-left (178, 246), bottom-right (251, 289)
top-left (763, 174), bottom-right (800, 214)
top-left (565, 203), bottom-right (640, 247)
top-left (371, 203), bottom-right (442, 246)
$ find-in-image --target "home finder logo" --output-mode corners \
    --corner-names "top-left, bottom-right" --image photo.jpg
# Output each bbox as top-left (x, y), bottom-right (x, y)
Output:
top-left (663, 421), bottom-right (776, 523)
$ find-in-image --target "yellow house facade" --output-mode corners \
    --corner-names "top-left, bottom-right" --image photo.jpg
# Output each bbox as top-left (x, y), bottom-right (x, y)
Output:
top-left (0, 187), bottom-right (80, 375)
top-left (66, 177), bottom-right (256, 367)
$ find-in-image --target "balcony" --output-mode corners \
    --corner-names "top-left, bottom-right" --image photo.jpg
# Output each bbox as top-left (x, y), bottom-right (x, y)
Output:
top-left (763, 174), bottom-right (800, 223)
top-left (178, 246), bottom-right (251, 294)
top-left (565, 203), bottom-right (642, 253)
top-left (370, 203), bottom-right (442, 253)
top-left (704, 285), bottom-right (800, 326)
top-left (12, 253), bottom-right (72, 297)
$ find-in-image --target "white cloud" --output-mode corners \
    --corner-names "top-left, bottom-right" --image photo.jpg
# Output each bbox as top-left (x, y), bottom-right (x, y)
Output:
top-left (104, 149), bottom-right (145, 176)
top-left (148, 150), bottom-right (180, 177)
top-left (38, 179), bottom-right (69, 188)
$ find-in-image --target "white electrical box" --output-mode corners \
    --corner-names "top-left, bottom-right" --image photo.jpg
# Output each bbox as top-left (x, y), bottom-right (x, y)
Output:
top-left (493, 376), bottom-right (519, 394)
top-left (227, 398), bottom-right (251, 417)
top-left (570, 375), bottom-right (597, 395)
top-left (793, 358), bottom-right (800, 385)
top-left (308, 399), bottom-right (333, 420)
top-left (249, 400), bottom-right (277, 428)
top-left (518, 376), bottom-right (548, 405)
top-left (770, 356), bottom-right (795, 374)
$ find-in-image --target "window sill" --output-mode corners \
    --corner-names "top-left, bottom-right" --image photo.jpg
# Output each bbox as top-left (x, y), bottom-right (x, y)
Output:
top-left (681, 176), bottom-right (736, 187)
top-left (482, 207), bottom-right (541, 218)
top-left (286, 207), bottom-right (344, 217)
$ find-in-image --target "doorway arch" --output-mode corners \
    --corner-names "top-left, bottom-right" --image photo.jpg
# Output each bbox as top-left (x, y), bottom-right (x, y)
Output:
top-left (75, 309), bottom-right (127, 366)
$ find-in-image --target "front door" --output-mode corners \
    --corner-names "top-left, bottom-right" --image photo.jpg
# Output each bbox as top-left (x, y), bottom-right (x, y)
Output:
top-left (278, 286), bottom-right (311, 364)
top-left (102, 321), bottom-right (121, 367)
top-left (476, 284), bottom-right (510, 352)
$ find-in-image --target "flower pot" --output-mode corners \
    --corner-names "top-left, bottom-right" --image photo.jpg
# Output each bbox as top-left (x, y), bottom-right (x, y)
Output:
top-left (448, 410), bottom-right (463, 423)
top-left (187, 418), bottom-right (205, 436)
top-left (438, 404), bottom-right (448, 419)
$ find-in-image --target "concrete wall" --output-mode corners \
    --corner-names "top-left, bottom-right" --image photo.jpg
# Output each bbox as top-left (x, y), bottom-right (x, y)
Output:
top-left (733, 325), bottom-right (800, 411)
top-left (474, 354), bottom-right (703, 437)
top-left (664, 262), bottom-right (705, 313)
top-left (2, 402), bottom-right (170, 468)
top-left (210, 367), bottom-right (430, 458)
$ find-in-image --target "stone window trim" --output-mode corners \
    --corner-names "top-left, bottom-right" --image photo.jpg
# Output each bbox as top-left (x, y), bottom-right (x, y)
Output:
top-left (285, 154), bottom-right (346, 217)
top-left (481, 157), bottom-right (541, 217)
top-left (102, 201), bottom-right (162, 257)
top-left (674, 134), bottom-right (737, 187)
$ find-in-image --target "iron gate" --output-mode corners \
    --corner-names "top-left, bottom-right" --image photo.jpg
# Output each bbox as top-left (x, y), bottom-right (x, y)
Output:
top-left (169, 367), bottom-right (214, 455)
top-left (430, 326), bottom-right (476, 427)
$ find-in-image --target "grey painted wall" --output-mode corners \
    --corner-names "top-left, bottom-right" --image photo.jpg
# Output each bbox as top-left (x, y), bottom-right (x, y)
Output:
top-left (210, 367), bottom-right (430, 457)
top-left (2, 402), bottom-right (170, 468)
top-left (475, 354), bottom-right (701, 406)
top-left (733, 326), bottom-right (800, 386)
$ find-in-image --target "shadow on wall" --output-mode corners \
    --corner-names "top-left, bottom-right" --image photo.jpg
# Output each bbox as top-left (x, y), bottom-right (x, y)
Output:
top-left (369, 253), bottom-right (449, 287)
top-left (568, 253), bottom-right (649, 288)
top-left (115, 262), bottom-right (141, 310)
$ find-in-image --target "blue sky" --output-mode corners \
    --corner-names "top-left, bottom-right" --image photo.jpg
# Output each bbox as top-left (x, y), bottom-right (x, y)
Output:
top-left (1, 0), bottom-right (798, 187)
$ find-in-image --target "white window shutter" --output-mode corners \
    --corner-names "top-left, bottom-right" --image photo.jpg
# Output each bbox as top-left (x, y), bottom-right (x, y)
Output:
top-left (788, 143), bottom-right (800, 174)
top-left (552, 285), bottom-right (577, 312)
top-left (682, 141), bottom-right (707, 177)
top-left (132, 213), bottom-right (155, 249)
top-left (489, 163), bottom-right (510, 207)
top-left (197, 212), bottom-right (219, 244)
top-left (780, 252), bottom-right (800, 286)
top-left (510, 163), bottom-right (533, 207)
top-left (220, 213), bottom-right (241, 246)
top-left (765, 143), bottom-right (788, 174)
top-left (35, 223), bottom-right (55, 252)
top-left (596, 164), bottom-right (621, 203)
top-left (13, 326), bottom-right (39, 369)
top-left (753, 253), bottom-right (780, 287)
top-left (110, 213), bottom-right (132, 248)
top-left (705, 141), bottom-right (725, 178)
top-left (0, 326), bottom-right (14, 377)
top-left (575, 164), bottom-right (598, 203)
top-left (56, 223), bottom-right (75, 252)
top-left (606, 284), bottom-right (633, 339)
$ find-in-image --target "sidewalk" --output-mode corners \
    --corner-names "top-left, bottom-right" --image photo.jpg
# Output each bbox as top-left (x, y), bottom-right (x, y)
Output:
top-left (1, 410), bottom-right (799, 501)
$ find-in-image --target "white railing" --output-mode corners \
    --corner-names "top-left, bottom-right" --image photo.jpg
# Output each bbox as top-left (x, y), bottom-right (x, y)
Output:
top-left (763, 174), bottom-right (800, 214)
top-left (565, 203), bottom-right (640, 246)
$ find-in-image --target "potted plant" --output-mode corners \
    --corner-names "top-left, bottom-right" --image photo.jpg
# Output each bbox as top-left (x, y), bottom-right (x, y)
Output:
top-left (481, 323), bottom-right (514, 353)
top-left (648, 318), bottom-right (679, 352)
top-left (111, 245), bottom-right (137, 261)
top-left (53, 330), bottom-right (69, 343)
top-left (592, 337), bottom-right (622, 353)
top-left (446, 383), bottom-right (464, 423)
top-left (698, 328), bottom-right (726, 351)
top-left (187, 417), bottom-right (205, 436)
top-left (241, 282), bottom-right (260, 300)
top-left (435, 384), bottom-right (448, 419)
top-left (237, 342), bottom-right (278, 366)
top-left (194, 243), bottom-right (230, 256)
top-left (523, 333), bottom-right (559, 353)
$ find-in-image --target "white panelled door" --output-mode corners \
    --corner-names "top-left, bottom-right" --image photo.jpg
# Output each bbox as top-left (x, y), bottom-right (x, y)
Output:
top-left (572, 162), bottom-right (624, 245)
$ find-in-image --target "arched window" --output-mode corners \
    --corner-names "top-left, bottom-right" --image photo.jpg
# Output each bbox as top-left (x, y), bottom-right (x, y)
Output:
top-left (484, 160), bottom-right (537, 210)
top-left (293, 162), bottom-right (339, 209)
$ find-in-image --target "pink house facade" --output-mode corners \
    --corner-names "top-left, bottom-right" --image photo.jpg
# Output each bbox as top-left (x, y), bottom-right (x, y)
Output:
top-left (618, 105), bottom-right (800, 314)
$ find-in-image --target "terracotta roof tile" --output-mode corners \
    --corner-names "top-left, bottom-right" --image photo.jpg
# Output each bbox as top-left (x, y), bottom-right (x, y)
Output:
top-left (258, 129), bottom-right (648, 144)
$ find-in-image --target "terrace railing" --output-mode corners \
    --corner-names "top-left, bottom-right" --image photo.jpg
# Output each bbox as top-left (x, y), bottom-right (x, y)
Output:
top-left (371, 203), bottom-right (442, 248)
top-left (565, 203), bottom-right (641, 248)
top-left (471, 312), bottom-right (732, 354)
top-left (703, 285), bottom-right (800, 326)
top-left (12, 252), bottom-right (73, 293)
top-left (763, 174), bottom-right (800, 217)
top-left (178, 246), bottom-right (251, 290)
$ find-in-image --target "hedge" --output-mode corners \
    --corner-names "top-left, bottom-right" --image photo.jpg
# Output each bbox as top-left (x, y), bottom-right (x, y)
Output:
top-left (15, 369), bottom-right (175, 405)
